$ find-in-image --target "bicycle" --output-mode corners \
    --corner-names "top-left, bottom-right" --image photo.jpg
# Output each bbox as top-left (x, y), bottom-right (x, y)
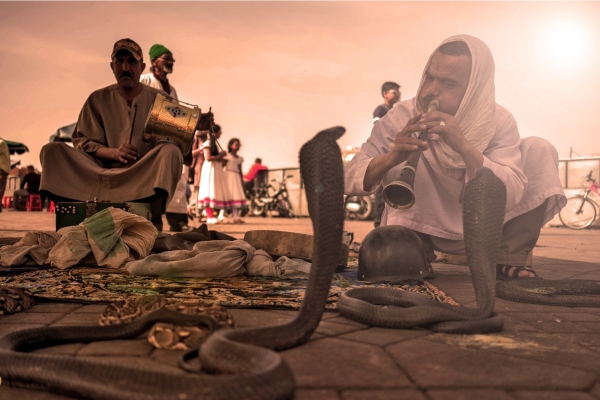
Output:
top-left (559, 171), bottom-right (600, 229)
top-left (248, 173), bottom-right (294, 218)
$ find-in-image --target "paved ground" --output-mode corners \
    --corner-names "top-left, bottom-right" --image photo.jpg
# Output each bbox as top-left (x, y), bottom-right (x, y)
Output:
top-left (1, 210), bottom-right (600, 400)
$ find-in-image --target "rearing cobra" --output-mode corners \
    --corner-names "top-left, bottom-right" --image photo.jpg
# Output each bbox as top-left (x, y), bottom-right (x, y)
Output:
top-left (0, 126), bottom-right (346, 400)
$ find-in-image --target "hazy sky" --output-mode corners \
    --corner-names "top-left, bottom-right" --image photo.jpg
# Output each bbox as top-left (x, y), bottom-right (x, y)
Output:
top-left (2, 1), bottom-right (599, 170)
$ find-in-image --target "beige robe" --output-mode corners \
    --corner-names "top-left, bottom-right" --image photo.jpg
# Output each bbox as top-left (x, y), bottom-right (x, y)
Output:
top-left (345, 98), bottom-right (566, 242)
top-left (40, 84), bottom-right (182, 202)
top-left (345, 35), bottom-right (565, 244)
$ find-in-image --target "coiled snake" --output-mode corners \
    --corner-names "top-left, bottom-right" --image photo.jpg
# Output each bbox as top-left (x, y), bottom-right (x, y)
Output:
top-left (0, 127), bottom-right (345, 400)
top-left (338, 166), bottom-right (508, 334)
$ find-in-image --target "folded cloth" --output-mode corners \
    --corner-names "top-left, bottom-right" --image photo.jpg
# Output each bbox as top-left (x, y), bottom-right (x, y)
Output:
top-left (152, 223), bottom-right (236, 253)
top-left (0, 231), bottom-right (62, 267)
top-left (126, 240), bottom-right (313, 279)
top-left (84, 207), bottom-right (157, 269)
top-left (126, 239), bottom-right (253, 278)
top-left (245, 249), bottom-right (312, 279)
top-left (47, 226), bottom-right (92, 269)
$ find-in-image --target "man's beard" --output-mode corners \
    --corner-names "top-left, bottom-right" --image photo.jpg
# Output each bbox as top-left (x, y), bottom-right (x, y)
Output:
top-left (160, 65), bottom-right (173, 75)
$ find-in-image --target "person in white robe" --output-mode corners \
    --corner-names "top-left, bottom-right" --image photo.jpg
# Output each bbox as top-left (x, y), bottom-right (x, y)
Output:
top-left (139, 44), bottom-right (178, 100)
top-left (345, 35), bottom-right (566, 280)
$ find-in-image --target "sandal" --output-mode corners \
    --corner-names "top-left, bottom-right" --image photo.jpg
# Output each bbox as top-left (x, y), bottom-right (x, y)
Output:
top-left (496, 264), bottom-right (541, 281)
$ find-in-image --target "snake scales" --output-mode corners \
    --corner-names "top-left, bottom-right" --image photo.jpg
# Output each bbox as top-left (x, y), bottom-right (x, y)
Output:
top-left (337, 166), bottom-right (600, 328)
top-left (0, 126), bottom-right (346, 400)
top-left (496, 279), bottom-right (600, 307)
top-left (2, 127), bottom-right (597, 399)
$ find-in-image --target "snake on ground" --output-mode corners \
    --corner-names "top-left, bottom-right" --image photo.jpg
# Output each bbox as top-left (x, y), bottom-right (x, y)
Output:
top-left (337, 166), bottom-right (508, 334)
top-left (0, 126), bottom-right (345, 400)
top-left (3, 126), bottom-right (593, 399)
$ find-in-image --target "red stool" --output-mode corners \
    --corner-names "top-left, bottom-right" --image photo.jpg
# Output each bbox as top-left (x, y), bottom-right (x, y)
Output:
top-left (2, 196), bottom-right (12, 209)
top-left (49, 200), bottom-right (55, 213)
top-left (26, 194), bottom-right (42, 211)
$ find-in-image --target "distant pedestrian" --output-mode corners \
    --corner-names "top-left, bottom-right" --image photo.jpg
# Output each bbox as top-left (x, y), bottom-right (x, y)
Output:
top-left (189, 130), bottom-right (208, 219)
top-left (224, 138), bottom-right (247, 224)
top-left (13, 165), bottom-right (41, 211)
top-left (373, 81), bottom-right (401, 124)
top-left (243, 157), bottom-right (268, 195)
top-left (373, 81), bottom-right (401, 227)
top-left (198, 125), bottom-right (229, 224)
top-left (0, 139), bottom-right (9, 212)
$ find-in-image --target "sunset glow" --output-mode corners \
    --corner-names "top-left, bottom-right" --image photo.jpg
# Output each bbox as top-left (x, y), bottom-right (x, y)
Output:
top-left (1, 2), bottom-right (599, 170)
top-left (538, 19), bottom-right (592, 74)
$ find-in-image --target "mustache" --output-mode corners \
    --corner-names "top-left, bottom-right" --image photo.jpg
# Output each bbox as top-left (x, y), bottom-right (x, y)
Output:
top-left (119, 71), bottom-right (134, 78)
top-left (420, 96), bottom-right (433, 107)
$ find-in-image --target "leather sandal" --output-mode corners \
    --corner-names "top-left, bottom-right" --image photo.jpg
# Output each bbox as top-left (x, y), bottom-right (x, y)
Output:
top-left (496, 264), bottom-right (541, 281)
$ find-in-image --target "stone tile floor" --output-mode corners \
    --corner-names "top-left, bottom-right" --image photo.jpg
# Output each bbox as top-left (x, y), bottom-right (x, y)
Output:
top-left (1, 210), bottom-right (600, 399)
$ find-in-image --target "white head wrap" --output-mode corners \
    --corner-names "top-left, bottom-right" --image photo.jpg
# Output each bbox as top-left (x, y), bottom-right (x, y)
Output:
top-left (417, 35), bottom-right (496, 169)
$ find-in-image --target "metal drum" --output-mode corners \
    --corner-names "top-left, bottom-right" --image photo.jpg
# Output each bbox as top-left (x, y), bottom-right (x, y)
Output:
top-left (143, 93), bottom-right (199, 156)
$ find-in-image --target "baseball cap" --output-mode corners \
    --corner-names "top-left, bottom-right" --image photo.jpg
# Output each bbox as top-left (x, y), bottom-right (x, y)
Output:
top-left (111, 38), bottom-right (143, 61)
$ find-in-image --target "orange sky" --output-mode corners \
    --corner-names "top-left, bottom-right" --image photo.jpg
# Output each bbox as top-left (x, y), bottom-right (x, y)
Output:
top-left (2, 1), bottom-right (599, 171)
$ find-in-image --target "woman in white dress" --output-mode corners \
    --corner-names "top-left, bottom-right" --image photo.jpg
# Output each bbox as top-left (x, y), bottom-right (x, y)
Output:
top-left (223, 138), bottom-right (247, 224)
top-left (198, 125), bottom-right (229, 224)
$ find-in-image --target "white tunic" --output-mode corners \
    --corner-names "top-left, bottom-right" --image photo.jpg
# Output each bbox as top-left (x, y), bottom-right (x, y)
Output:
top-left (198, 141), bottom-right (230, 209)
top-left (223, 154), bottom-right (247, 207)
top-left (344, 97), bottom-right (566, 241)
top-left (140, 73), bottom-right (178, 100)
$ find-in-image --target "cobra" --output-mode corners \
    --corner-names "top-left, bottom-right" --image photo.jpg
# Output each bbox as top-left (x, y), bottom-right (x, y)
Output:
top-left (0, 126), bottom-right (346, 400)
top-left (0, 127), bottom-right (544, 397)
top-left (338, 166), bottom-right (507, 334)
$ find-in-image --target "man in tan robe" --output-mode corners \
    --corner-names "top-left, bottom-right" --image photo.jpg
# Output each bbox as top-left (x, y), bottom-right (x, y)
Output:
top-left (345, 35), bottom-right (566, 280)
top-left (40, 38), bottom-right (183, 231)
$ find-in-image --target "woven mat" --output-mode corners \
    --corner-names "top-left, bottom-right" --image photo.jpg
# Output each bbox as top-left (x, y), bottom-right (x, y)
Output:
top-left (0, 257), bottom-right (458, 309)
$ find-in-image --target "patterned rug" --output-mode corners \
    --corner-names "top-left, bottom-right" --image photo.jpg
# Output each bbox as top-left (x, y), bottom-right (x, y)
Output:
top-left (0, 257), bottom-right (458, 310)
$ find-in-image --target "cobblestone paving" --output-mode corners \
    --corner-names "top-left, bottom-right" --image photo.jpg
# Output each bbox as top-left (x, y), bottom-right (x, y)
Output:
top-left (1, 211), bottom-right (600, 399)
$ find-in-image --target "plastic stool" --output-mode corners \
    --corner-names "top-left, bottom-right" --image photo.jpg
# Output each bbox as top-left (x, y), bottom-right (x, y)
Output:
top-left (2, 196), bottom-right (13, 209)
top-left (26, 194), bottom-right (42, 211)
top-left (49, 200), bottom-right (55, 213)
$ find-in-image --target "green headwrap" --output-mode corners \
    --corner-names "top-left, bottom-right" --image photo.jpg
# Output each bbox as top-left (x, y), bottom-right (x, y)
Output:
top-left (149, 44), bottom-right (171, 61)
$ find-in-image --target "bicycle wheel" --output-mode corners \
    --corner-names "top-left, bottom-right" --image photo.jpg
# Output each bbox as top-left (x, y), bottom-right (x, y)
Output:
top-left (249, 198), bottom-right (267, 217)
top-left (559, 196), bottom-right (597, 229)
top-left (275, 198), bottom-right (294, 218)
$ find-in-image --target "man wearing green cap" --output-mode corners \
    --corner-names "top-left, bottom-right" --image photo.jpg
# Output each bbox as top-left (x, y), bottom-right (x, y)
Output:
top-left (141, 44), bottom-right (189, 231)
top-left (140, 44), bottom-right (178, 100)
top-left (40, 39), bottom-right (188, 231)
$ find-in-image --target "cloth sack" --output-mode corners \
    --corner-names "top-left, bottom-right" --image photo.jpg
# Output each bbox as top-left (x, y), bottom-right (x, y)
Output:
top-left (47, 226), bottom-right (92, 270)
top-left (126, 239), bottom-right (312, 279)
top-left (83, 207), bottom-right (157, 269)
top-left (126, 239), bottom-right (252, 278)
top-left (0, 231), bottom-right (62, 267)
top-left (245, 249), bottom-right (312, 279)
